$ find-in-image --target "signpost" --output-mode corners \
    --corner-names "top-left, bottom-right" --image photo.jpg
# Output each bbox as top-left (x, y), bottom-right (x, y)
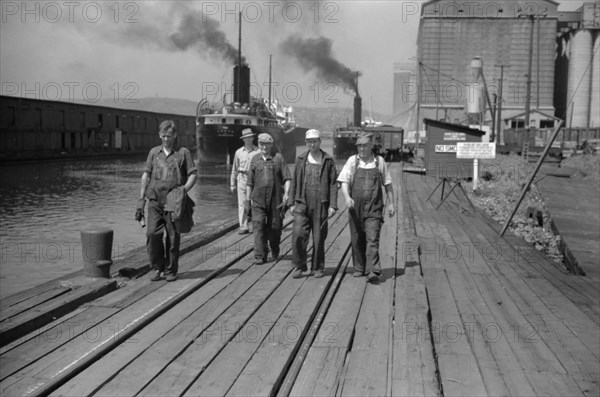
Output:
top-left (457, 142), bottom-right (496, 190)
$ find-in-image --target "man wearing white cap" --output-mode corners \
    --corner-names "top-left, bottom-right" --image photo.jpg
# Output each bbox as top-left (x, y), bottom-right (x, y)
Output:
top-left (230, 128), bottom-right (259, 234)
top-left (289, 129), bottom-right (338, 278)
top-left (246, 133), bottom-right (291, 264)
top-left (338, 133), bottom-right (395, 283)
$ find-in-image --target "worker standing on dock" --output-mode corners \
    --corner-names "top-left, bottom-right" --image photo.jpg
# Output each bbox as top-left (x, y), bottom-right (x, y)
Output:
top-left (136, 120), bottom-right (197, 282)
top-left (246, 133), bottom-right (291, 265)
top-left (288, 129), bottom-right (338, 278)
top-left (230, 128), bottom-right (259, 235)
top-left (338, 133), bottom-right (395, 283)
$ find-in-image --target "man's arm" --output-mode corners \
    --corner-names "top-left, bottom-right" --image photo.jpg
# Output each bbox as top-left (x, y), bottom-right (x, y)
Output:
top-left (230, 151), bottom-right (239, 191)
top-left (340, 182), bottom-right (354, 209)
top-left (385, 183), bottom-right (395, 217)
top-left (184, 172), bottom-right (197, 193)
top-left (140, 172), bottom-right (149, 200)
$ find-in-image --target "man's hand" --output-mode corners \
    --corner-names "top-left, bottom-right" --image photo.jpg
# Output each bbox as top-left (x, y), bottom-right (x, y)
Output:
top-left (328, 207), bottom-right (337, 218)
top-left (230, 185), bottom-right (236, 193)
top-left (136, 198), bottom-right (145, 211)
top-left (387, 204), bottom-right (396, 218)
top-left (345, 197), bottom-right (355, 209)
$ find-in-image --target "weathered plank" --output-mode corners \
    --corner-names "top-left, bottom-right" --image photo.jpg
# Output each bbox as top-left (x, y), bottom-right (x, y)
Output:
top-left (287, 256), bottom-right (364, 397)
top-left (0, 277), bottom-right (117, 347)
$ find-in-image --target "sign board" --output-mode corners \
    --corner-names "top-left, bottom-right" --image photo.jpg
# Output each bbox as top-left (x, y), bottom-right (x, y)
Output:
top-left (435, 145), bottom-right (457, 153)
top-left (456, 142), bottom-right (496, 159)
top-left (443, 132), bottom-right (466, 141)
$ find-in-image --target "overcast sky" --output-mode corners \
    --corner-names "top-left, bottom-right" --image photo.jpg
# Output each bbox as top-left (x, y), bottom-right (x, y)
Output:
top-left (0, 0), bottom-right (588, 115)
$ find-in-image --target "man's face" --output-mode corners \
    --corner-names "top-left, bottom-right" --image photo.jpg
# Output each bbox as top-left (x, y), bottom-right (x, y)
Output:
top-left (160, 130), bottom-right (176, 149)
top-left (357, 141), bottom-right (372, 158)
top-left (305, 138), bottom-right (321, 151)
top-left (242, 136), bottom-right (254, 146)
top-left (258, 141), bottom-right (272, 156)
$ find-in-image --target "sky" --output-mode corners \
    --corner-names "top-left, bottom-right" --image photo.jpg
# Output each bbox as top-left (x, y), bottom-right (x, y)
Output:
top-left (0, 0), bottom-right (588, 115)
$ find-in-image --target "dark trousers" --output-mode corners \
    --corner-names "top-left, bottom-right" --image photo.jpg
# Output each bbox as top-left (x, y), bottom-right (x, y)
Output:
top-left (349, 209), bottom-right (382, 275)
top-left (252, 203), bottom-right (282, 261)
top-left (147, 201), bottom-right (180, 275)
top-left (292, 201), bottom-right (328, 271)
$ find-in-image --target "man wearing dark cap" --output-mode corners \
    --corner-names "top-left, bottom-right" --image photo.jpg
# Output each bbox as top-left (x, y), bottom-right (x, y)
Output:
top-left (230, 128), bottom-right (259, 234)
top-left (338, 133), bottom-right (395, 283)
top-left (136, 120), bottom-right (197, 282)
top-left (289, 129), bottom-right (338, 278)
top-left (246, 133), bottom-right (291, 264)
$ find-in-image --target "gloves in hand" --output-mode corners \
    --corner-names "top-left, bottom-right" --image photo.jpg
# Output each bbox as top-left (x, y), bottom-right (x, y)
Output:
top-left (135, 198), bottom-right (145, 223)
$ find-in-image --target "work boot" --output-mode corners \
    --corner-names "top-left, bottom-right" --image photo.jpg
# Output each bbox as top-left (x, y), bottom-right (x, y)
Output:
top-left (150, 270), bottom-right (162, 281)
top-left (367, 272), bottom-right (379, 283)
top-left (292, 268), bottom-right (304, 278)
top-left (313, 270), bottom-right (324, 278)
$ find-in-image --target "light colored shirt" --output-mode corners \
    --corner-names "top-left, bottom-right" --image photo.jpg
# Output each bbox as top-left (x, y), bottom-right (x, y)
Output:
top-left (231, 145), bottom-right (259, 186)
top-left (337, 154), bottom-right (392, 186)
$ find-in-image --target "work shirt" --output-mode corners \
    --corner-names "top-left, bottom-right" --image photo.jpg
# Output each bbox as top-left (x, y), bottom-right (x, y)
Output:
top-left (144, 145), bottom-right (196, 205)
top-left (246, 152), bottom-right (291, 208)
top-left (337, 154), bottom-right (392, 187)
top-left (230, 145), bottom-right (259, 186)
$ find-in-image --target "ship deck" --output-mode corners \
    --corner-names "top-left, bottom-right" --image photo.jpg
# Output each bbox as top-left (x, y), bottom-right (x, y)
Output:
top-left (1, 165), bottom-right (599, 396)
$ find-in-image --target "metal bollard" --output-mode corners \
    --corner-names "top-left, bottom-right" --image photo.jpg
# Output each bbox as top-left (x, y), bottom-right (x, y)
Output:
top-left (81, 228), bottom-right (114, 278)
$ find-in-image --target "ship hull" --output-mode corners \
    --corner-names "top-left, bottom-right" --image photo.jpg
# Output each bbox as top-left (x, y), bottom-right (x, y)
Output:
top-left (196, 120), bottom-right (305, 164)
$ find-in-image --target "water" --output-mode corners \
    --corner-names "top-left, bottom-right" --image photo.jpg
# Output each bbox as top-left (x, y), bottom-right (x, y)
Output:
top-left (0, 155), bottom-right (237, 299)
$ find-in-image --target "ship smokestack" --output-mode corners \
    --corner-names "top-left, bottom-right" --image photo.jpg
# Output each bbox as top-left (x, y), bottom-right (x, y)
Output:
top-left (233, 64), bottom-right (250, 104)
top-left (354, 95), bottom-right (362, 127)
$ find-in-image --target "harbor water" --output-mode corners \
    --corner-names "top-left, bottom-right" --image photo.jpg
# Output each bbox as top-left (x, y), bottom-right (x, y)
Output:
top-left (0, 155), bottom-right (237, 299)
top-left (0, 136), bottom-right (337, 299)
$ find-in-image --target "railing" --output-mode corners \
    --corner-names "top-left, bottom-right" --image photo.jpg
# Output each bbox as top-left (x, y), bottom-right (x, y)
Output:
top-left (503, 127), bottom-right (600, 149)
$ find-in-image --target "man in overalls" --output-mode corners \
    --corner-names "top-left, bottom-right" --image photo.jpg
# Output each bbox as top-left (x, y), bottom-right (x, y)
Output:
top-left (338, 133), bottom-right (395, 283)
top-left (136, 120), bottom-right (197, 282)
top-left (246, 133), bottom-right (291, 265)
top-left (289, 129), bottom-right (338, 278)
top-left (230, 128), bottom-right (259, 234)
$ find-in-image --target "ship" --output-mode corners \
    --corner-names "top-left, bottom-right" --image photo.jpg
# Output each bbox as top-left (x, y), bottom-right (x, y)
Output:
top-left (195, 21), bottom-right (306, 164)
top-left (333, 92), bottom-right (404, 161)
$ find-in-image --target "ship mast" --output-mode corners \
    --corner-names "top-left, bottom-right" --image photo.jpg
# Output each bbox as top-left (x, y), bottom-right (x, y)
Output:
top-left (268, 54), bottom-right (272, 108)
top-left (236, 12), bottom-right (242, 103)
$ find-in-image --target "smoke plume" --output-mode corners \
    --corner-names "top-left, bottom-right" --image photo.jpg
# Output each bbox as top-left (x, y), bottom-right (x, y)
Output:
top-left (281, 35), bottom-right (360, 95)
top-left (169, 11), bottom-right (246, 65)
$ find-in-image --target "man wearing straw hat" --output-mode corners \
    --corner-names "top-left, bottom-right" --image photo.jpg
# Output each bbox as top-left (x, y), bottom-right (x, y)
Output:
top-left (289, 129), bottom-right (338, 279)
top-left (338, 133), bottom-right (395, 283)
top-left (246, 133), bottom-right (291, 265)
top-left (230, 128), bottom-right (259, 234)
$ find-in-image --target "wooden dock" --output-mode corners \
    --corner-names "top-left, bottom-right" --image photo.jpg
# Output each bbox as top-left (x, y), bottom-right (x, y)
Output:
top-left (1, 165), bottom-right (598, 396)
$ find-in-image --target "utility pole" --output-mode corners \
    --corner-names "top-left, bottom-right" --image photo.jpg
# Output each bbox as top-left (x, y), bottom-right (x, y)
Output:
top-left (519, 10), bottom-right (547, 160)
top-left (494, 64), bottom-right (510, 146)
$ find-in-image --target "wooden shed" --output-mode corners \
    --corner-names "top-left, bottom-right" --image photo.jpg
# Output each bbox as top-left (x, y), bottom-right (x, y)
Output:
top-left (423, 119), bottom-right (485, 179)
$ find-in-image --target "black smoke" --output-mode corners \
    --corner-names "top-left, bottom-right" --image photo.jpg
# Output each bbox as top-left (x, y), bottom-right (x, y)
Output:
top-left (281, 35), bottom-right (360, 95)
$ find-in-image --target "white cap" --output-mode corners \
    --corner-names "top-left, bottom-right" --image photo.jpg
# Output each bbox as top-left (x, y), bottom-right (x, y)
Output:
top-left (305, 129), bottom-right (321, 139)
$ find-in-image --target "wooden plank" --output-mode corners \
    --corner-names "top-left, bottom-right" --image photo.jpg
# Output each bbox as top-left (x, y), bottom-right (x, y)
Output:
top-left (431, 220), bottom-right (533, 396)
top-left (405, 176), bottom-right (487, 396)
top-left (0, 306), bottom-right (119, 381)
top-left (227, 227), bottom-right (352, 396)
top-left (181, 215), bottom-right (348, 396)
top-left (391, 255), bottom-right (439, 396)
top-left (449, 209), bottom-right (599, 395)
top-left (338, 191), bottom-right (398, 397)
top-left (0, 224), bottom-right (260, 397)
top-left (0, 278), bottom-right (117, 347)
top-left (53, 254), bottom-right (262, 397)
top-left (94, 250), bottom-right (290, 397)
top-left (0, 287), bottom-right (71, 322)
top-left (289, 258), bottom-right (366, 397)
